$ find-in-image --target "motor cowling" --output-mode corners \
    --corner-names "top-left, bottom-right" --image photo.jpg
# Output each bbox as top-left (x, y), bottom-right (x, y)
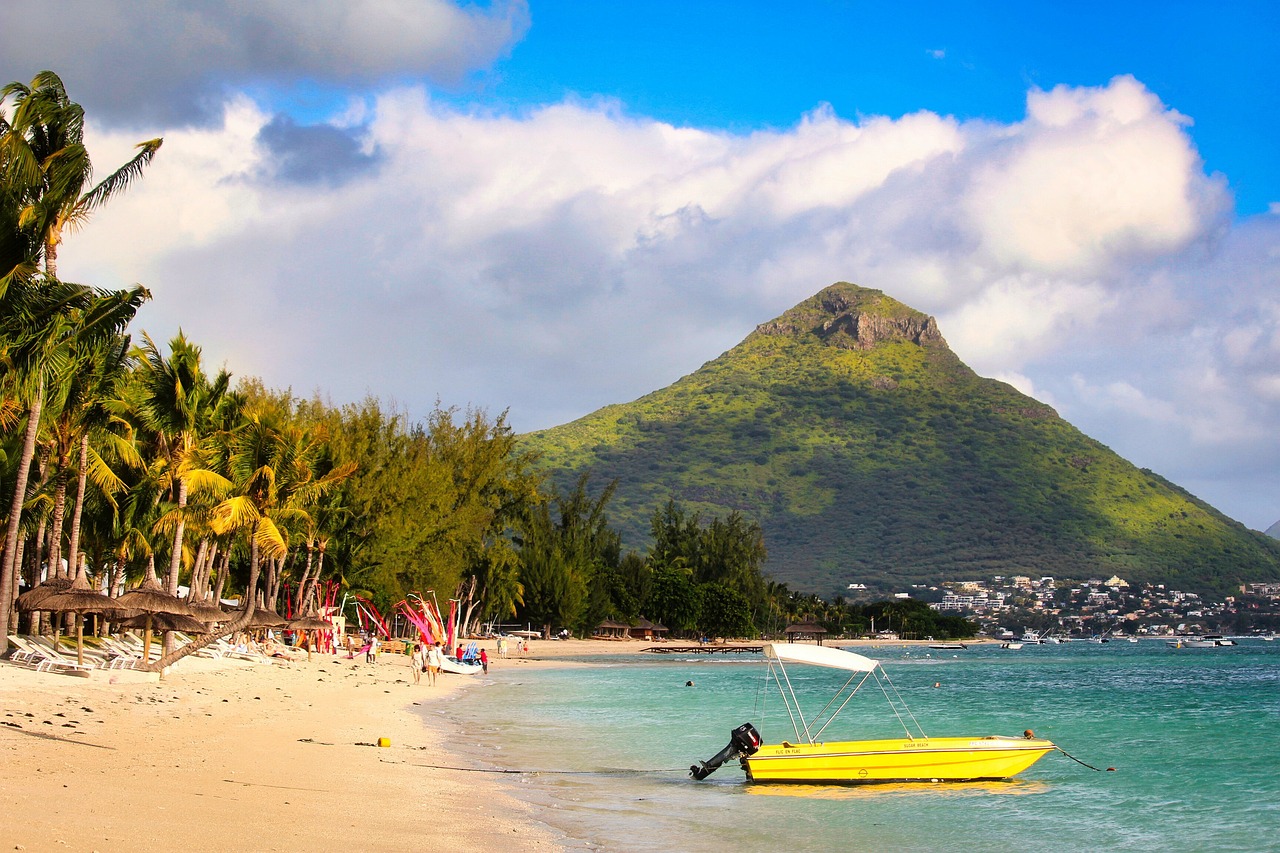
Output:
top-left (689, 722), bottom-right (761, 780)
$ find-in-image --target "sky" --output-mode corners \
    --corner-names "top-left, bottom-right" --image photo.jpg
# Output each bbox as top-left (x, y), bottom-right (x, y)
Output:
top-left (4, 1), bottom-right (1279, 530)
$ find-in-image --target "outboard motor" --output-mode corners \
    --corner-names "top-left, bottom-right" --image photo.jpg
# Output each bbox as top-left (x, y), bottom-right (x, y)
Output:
top-left (689, 722), bottom-right (761, 780)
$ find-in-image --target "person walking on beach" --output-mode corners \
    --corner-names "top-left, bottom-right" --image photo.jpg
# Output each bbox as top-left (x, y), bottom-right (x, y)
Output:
top-left (427, 642), bottom-right (442, 685)
top-left (479, 648), bottom-right (489, 674)
top-left (410, 643), bottom-right (426, 685)
top-left (366, 634), bottom-right (379, 663)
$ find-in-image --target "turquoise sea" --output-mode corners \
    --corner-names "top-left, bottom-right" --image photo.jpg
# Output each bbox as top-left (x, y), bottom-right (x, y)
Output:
top-left (433, 641), bottom-right (1280, 852)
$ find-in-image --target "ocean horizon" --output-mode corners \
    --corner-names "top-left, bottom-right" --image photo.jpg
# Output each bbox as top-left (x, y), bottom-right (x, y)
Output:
top-left (431, 640), bottom-right (1280, 852)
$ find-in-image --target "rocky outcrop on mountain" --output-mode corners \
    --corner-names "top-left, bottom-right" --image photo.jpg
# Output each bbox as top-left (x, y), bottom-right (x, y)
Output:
top-left (755, 283), bottom-right (947, 350)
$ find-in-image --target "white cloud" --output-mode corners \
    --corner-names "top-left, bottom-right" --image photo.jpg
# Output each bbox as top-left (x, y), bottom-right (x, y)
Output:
top-left (964, 76), bottom-right (1229, 275)
top-left (1, 0), bottom-right (529, 124)
top-left (54, 75), bottom-right (1280, 529)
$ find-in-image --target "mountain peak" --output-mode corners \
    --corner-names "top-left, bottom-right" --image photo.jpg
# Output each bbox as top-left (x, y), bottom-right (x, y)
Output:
top-left (753, 281), bottom-right (948, 351)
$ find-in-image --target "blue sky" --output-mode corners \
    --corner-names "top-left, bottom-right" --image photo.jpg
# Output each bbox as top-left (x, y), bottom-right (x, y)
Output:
top-left (474, 1), bottom-right (1280, 214)
top-left (4, 1), bottom-right (1280, 530)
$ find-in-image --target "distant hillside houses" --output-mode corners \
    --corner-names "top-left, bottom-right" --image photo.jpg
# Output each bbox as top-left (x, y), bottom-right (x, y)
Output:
top-left (1245, 582), bottom-right (1280, 599)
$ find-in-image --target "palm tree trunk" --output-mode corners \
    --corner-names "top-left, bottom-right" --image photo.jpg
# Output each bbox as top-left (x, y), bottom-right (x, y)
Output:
top-left (149, 520), bottom-right (261, 674)
top-left (0, 386), bottom-right (43, 649)
top-left (64, 434), bottom-right (90, 584)
top-left (45, 448), bottom-right (71, 583)
top-left (165, 476), bottom-right (188, 595)
top-left (212, 551), bottom-right (228, 602)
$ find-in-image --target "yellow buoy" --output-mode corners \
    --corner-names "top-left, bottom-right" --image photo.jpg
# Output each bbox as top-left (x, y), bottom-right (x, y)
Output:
top-left (377, 737), bottom-right (391, 748)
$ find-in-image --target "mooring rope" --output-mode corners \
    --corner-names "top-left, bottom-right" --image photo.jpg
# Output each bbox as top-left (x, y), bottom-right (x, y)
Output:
top-left (1056, 746), bottom-right (1114, 772)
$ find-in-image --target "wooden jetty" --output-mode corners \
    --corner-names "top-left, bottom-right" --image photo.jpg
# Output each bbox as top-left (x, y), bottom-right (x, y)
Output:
top-left (643, 644), bottom-right (763, 655)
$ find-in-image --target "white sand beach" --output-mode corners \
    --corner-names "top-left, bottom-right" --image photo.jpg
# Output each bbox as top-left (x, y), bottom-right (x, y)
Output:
top-left (0, 645), bottom-right (570, 852)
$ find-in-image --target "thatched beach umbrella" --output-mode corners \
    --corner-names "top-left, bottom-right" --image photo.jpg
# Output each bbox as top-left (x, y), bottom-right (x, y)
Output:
top-left (15, 575), bottom-right (72, 613)
top-left (119, 611), bottom-right (210, 635)
top-left (41, 566), bottom-right (136, 666)
top-left (248, 609), bottom-right (288, 629)
top-left (287, 611), bottom-right (332, 661)
top-left (115, 556), bottom-right (196, 662)
top-left (184, 597), bottom-right (227, 624)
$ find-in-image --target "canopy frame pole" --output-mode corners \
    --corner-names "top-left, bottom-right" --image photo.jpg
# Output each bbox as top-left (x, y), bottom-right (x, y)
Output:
top-left (811, 669), bottom-right (874, 741)
top-left (769, 659), bottom-right (809, 743)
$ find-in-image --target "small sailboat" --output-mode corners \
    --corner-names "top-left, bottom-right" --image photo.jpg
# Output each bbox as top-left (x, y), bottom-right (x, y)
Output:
top-left (690, 643), bottom-right (1056, 785)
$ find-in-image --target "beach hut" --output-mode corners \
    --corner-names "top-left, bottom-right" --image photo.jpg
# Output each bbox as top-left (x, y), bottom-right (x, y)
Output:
top-left (784, 621), bottom-right (829, 646)
top-left (628, 617), bottom-right (669, 642)
top-left (593, 619), bottom-right (631, 640)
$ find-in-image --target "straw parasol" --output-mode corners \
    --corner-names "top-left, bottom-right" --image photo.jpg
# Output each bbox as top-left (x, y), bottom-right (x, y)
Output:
top-left (115, 556), bottom-right (196, 662)
top-left (119, 611), bottom-right (210, 635)
top-left (41, 565), bottom-right (137, 666)
top-left (184, 597), bottom-right (228, 624)
top-left (287, 610), bottom-right (332, 661)
top-left (15, 574), bottom-right (73, 613)
top-left (248, 609), bottom-right (288, 629)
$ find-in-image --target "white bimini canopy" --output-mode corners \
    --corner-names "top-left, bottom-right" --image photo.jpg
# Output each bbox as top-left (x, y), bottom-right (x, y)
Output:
top-left (763, 642), bottom-right (879, 672)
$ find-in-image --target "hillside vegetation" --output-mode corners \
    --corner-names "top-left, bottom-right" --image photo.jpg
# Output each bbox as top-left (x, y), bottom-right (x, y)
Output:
top-left (522, 282), bottom-right (1280, 598)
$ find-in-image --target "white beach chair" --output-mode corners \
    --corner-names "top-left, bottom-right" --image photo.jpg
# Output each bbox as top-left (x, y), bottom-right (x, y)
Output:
top-left (8, 635), bottom-right (94, 676)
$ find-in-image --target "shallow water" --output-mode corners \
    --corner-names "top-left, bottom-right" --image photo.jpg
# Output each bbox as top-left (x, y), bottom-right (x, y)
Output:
top-left (434, 641), bottom-right (1280, 852)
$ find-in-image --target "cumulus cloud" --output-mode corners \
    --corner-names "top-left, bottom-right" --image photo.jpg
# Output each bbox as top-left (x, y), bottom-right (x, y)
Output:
top-left (0, 0), bottom-right (529, 125)
top-left (53, 75), bottom-right (1280, 527)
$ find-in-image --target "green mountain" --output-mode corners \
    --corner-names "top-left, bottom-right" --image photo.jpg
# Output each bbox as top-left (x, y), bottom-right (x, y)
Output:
top-left (521, 282), bottom-right (1280, 598)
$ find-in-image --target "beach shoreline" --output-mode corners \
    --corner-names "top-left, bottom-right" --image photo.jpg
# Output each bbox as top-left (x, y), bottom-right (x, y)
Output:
top-left (0, 646), bottom-right (572, 852)
top-left (1, 636), bottom-right (986, 851)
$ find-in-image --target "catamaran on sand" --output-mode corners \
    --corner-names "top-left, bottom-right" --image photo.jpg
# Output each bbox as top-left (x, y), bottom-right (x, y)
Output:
top-left (690, 643), bottom-right (1056, 785)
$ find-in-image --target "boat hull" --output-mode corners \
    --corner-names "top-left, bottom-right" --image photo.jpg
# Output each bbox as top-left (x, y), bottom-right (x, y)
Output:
top-left (742, 736), bottom-right (1055, 784)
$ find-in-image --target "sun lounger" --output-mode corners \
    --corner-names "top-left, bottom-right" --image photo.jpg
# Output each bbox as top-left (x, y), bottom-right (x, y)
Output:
top-left (6, 635), bottom-right (94, 676)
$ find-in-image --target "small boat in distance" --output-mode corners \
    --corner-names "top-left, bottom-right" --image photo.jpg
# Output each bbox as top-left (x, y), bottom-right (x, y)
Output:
top-left (1166, 635), bottom-right (1236, 649)
top-left (1000, 642), bottom-right (1024, 650)
top-left (928, 642), bottom-right (967, 650)
top-left (690, 643), bottom-right (1056, 785)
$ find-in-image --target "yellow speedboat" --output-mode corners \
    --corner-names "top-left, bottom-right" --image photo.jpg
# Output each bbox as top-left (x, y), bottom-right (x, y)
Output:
top-left (691, 643), bottom-right (1056, 785)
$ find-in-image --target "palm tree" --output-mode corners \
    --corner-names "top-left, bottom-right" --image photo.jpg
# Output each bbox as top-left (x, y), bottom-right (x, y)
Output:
top-left (131, 331), bottom-right (231, 598)
top-left (149, 412), bottom-right (353, 671)
top-left (2, 71), bottom-right (160, 279)
top-left (0, 71), bottom-right (158, 648)
top-left (0, 283), bottom-right (147, 644)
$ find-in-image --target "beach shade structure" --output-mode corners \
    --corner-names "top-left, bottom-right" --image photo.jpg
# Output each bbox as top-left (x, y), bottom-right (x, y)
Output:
top-left (594, 619), bottom-right (631, 640)
top-left (15, 574), bottom-right (73, 614)
top-left (40, 567), bottom-right (137, 666)
top-left (287, 611), bottom-right (332, 661)
top-left (628, 618), bottom-right (669, 641)
top-left (118, 611), bottom-right (210, 635)
top-left (115, 556), bottom-right (197, 663)
top-left (183, 596), bottom-right (228, 624)
top-left (248, 609), bottom-right (288, 630)
top-left (783, 622), bottom-right (829, 645)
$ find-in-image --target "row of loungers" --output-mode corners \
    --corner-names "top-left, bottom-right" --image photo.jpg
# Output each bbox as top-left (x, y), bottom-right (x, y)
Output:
top-left (4, 631), bottom-right (290, 674)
